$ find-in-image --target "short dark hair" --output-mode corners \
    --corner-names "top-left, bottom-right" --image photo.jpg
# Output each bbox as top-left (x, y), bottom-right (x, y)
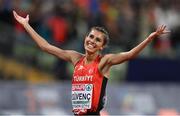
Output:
top-left (88, 26), bottom-right (110, 46)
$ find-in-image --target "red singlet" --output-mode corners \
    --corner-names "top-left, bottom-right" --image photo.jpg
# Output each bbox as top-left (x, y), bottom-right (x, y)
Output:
top-left (72, 55), bottom-right (108, 115)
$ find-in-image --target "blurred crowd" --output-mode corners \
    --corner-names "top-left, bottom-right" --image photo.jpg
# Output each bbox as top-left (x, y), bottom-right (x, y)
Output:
top-left (0, 0), bottom-right (180, 81)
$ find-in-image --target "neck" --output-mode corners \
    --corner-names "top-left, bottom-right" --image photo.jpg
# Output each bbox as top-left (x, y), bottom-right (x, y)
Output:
top-left (85, 52), bottom-right (99, 64)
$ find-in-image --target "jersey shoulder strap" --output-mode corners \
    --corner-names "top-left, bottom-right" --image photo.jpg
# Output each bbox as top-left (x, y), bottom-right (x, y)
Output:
top-left (74, 56), bottom-right (85, 67)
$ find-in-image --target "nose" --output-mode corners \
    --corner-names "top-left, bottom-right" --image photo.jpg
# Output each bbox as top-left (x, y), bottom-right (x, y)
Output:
top-left (90, 38), bottom-right (95, 43)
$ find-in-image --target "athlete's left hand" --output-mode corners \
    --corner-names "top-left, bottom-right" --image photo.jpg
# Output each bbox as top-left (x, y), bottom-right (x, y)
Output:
top-left (155, 25), bottom-right (170, 36)
top-left (148, 25), bottom-right (170, 40)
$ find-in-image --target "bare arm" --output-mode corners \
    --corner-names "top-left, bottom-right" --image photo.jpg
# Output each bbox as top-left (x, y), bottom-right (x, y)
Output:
top-left (13, 11), bottom-right (82, 65)
top-left (99, 25), bottom-right (170, 77)
top-left (105, 25), bottom-right (169, 65)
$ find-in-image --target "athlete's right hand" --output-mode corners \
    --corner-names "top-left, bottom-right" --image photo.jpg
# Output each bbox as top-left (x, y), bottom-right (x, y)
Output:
top-left (13, 10), bottom-right (29, 26)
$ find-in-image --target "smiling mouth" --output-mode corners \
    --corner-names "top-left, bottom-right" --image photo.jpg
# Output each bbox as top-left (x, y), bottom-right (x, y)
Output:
top-left (87, 42), bottom-right (95, 49)
top-left (87, 44), bottom-right (94, 49)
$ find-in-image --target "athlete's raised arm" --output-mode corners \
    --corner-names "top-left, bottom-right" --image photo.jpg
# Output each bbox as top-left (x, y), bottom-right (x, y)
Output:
top-left (105, 25), bottom-right (170, 65)
top-left (13, 10), bottom-right (82, 65)
top-left (99, 25), bottom-right (170, 77)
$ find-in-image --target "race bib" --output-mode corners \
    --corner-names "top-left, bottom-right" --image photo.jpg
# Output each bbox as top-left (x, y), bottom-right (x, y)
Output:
top-left (72, 84), bottom-right (93, 109)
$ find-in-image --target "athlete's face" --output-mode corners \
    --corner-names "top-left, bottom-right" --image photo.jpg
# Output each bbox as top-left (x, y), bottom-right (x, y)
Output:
top-left (84, 29), bottom-right (105, 54)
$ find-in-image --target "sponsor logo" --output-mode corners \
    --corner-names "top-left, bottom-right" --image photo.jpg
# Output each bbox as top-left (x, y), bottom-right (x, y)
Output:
top-left (88, 68), bottom-right (94, 74)
top-left (78, 65), bottom-right (84, 70)
top-left (85, 84), bottom-right (92, 91)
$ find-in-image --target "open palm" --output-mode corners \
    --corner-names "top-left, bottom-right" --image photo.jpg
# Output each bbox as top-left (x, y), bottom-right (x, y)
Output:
top-left (13, 10), bottom-right (29, 25)
top-left (148, 25), bottom-right (170, 40)
top-left (155, 25), bottom-right (170, 36)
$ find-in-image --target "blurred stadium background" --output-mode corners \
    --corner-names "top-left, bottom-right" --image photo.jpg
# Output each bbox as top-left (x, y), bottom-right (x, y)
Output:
top-left (0, 0), bottom-right (180, 115)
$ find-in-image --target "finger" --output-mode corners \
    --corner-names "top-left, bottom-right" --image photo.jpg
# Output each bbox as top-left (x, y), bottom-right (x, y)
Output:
top-left (13, 10), bottom-right (16, 16)
top-left (157, 26), bottom-right (161, 31)
top-left (162, 25), bottom-right (166, 30)
top-left (13, 10), bottom-right (16, 14)
top-left (163, 31), bottom-right (171, 33)
top-left (159, 25), bottom-right (164, 30)
top-left (156, 26), bottom-right (161, 32)
top-left (13, 10), bottom-right (15, 14)
top-left (158, 31), bottom-right (171, 35)
top-left (158, 25), bottom-right (164, 31)
top-left (13, 11), bottom-right (18, 19)
top-left (13, 10), bottom-right (19, 18)
top-left (26, 14), bottom-right (29, 19)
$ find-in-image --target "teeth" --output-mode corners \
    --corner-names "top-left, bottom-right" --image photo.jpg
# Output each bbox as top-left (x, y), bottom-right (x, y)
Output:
top-left (88, 44), bottom-right (94, 48)
top-left (87, 42), bottom-right (95, 48)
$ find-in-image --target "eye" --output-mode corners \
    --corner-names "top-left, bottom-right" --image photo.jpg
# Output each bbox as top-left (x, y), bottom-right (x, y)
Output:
top-left (96, 37), bottom-right (101, 42)
top-left (89, 34), bottom-right (94, 39)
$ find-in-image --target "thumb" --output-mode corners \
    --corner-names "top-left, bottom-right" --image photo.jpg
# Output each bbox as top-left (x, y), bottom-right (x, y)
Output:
top-left (13, 10), bottom-right (16, 15)
top-left (26, 14), bottom-right (29, 19)
top-left (13, 10), bottom-right (17, 18)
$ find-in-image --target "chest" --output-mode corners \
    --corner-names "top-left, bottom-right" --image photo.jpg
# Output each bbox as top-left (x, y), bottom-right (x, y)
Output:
top-left (74, 64), bottom-right (96, 76)
top-left (73, 62), bottom-right (103, 83)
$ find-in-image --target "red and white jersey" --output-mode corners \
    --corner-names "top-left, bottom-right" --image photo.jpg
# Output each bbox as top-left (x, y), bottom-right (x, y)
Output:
top-left (72, 55), bottom-right (108, 115)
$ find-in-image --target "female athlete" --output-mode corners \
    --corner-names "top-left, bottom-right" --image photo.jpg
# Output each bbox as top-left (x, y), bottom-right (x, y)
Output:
top-left (13, 10), bottom-right (169, 115)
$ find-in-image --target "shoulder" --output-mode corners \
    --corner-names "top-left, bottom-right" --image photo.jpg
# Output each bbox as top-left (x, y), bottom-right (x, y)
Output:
top-left (71, 51), bottom-right (84, 66)
top-left (100, 54), bottom-right (114, 63)
top-left (67, 50), bottom-right (83, 57)
top-left (66, 50), bottom-right (84, 66)
top-left (99, 54), bottom-right (114, 67)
